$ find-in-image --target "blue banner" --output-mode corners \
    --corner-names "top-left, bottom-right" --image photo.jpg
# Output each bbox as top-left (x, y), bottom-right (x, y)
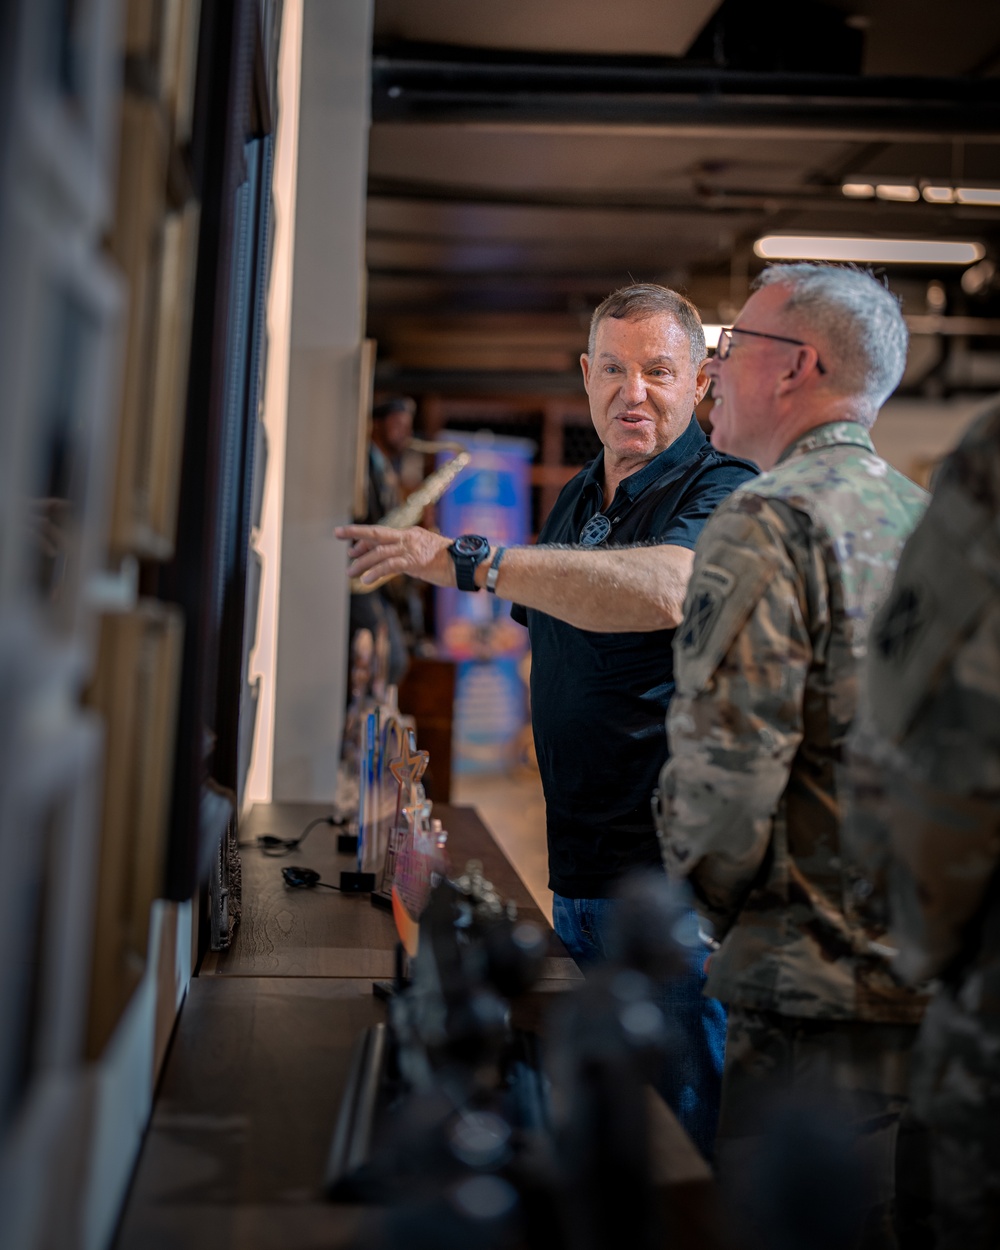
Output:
top-left (436, 432), bottom-right (533, 772)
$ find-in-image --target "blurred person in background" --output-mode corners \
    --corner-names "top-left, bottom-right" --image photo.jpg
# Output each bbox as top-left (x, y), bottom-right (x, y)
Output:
top-left (847, 395), bottom-right (1000, 1249)
top-left (348, 396), bottom-right (424, 688)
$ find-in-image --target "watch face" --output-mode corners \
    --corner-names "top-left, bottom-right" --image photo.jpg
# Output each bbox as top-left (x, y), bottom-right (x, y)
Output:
top-left (453, 534), bottom-right (490, 558)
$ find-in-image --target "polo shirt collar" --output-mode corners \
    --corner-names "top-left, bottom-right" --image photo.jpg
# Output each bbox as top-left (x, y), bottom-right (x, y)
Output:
top-left (583, 414), bottom-right (706, 502)
top-left (777, 420), bottom-right (875, 466)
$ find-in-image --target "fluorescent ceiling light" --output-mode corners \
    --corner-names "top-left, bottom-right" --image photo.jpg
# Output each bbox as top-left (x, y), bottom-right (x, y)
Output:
top-left (754, 236), bottom-right (986, 264)
top-left (876, 184), bottom-right (920, 202)
top-left (843, 181), bottom-right (1000, 207)
top-left (701, 324), bottom-right (723, 349)
top-left (956, 187), bottom-right (1000, 206)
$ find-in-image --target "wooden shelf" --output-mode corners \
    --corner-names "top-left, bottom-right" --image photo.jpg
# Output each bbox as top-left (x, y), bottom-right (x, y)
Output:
top-left (201, 802), bottom-right (575, 981)
top-left (116, 802), bottom-right (714, 1249)
top-left (116, 803), bottom-right (580, 1248)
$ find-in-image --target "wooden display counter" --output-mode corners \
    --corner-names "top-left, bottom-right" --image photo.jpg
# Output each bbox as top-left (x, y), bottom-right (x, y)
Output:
top-left (201, 802), bottom-right (576, 983)
top-left (114, 803), bottom-right (715, 1249)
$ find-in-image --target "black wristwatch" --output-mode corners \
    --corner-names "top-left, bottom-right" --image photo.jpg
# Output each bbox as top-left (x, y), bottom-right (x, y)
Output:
top-left (447, 534), bottom-right (491, 592)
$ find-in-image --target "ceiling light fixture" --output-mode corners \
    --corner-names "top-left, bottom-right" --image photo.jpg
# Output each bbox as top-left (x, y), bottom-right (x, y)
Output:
top-left (843, 180), bottom-right (1000, 207)
top-left (754, 236), bottom-right (986, 264)
top-left (701, 324), bottom-right (723, 349)
top-left (956, 187), bottom-right (1000, 207)
top-left (875, 184), bottom-right (920, 202)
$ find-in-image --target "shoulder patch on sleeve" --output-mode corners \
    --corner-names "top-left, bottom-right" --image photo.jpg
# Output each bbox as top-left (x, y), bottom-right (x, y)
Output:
top-left (675, 516), bottom-right (785, 695)
top-left (698, 563), bottom-right (736, 594)
top-left (678, 564), bottom-right (738, 657)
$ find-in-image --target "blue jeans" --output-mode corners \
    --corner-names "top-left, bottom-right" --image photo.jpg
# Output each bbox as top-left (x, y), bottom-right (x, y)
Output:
top-left (552, 893), bottom-right (726, 1161)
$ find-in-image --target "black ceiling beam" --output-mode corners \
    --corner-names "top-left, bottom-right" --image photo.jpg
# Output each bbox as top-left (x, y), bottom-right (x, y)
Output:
top-left (367, 185), bottom-right (1000, 223)
top-left (368, 268), bottom-right (671, 286)
top-left (368, 178), bottom-right (754, 214)
top-left (372, 56), bottom-right (1000, 140)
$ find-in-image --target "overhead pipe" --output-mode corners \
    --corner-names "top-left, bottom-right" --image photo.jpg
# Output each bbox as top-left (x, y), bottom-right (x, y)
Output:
top-left (372, 56), bottom-right (1000, 141)
top-left (367, 179), bottom-right (1000, 220)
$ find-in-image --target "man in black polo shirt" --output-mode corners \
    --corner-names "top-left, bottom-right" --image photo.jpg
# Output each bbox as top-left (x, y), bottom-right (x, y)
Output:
top-left (337, 285), bottom-right (756, 1156)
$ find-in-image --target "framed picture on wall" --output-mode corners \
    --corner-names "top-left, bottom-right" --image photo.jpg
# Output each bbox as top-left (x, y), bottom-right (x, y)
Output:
top-left (106, 92), bottom-right (169, 557)
top-left (142, 201), bottom-right (202, 553)
top-left (123, 0), bottom-right (202, 144)
top-left (0, 620), bottom-right (103, 1135)
top-left (168, 0), bottom-right (203, 145)
top-left (0, 194), bottom-right (124, 649)
top-left (16, 0), bottom-right (124, 229)
top-left (0, 619), bottom-right (103, 1248)
top-left (106, 92), bottom-right (201, 559)
top-left (84, 601), bottom-right (184, 1057)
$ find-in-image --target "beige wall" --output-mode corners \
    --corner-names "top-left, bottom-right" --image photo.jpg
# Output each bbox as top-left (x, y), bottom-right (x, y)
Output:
top-left (272, 0), bottom-right (373, 801)
top-left (873, 394), bottom-right (995, 487)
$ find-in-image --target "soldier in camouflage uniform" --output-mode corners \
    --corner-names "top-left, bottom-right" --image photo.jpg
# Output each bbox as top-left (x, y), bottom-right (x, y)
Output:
top-left (655, 263), bottom-right (929, 1245)
top-left (848, 397), bottom-right (1000, 1248)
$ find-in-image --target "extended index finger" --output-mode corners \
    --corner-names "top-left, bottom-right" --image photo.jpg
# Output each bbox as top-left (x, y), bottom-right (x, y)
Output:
top-left (335, 523), bottom-right (391, 543)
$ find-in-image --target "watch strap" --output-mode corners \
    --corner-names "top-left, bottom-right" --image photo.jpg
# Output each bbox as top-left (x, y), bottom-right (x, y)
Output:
top-left (454, 556), bottom-right (479, 592)
top-left (486, 546), bottom-right (507, 594)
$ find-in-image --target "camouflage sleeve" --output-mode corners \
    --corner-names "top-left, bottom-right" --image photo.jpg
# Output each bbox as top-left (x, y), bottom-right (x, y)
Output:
top-left (848, 434), bottom-right (1000, 984)
top-left (659, 498), bottom-right (812, 935)
top-left (871, 599), bottom-right (1000, 984)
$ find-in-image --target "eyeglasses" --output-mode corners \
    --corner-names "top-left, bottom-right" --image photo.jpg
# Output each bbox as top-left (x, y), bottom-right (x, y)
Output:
top-left (716, 326), bottom-right (826, 374)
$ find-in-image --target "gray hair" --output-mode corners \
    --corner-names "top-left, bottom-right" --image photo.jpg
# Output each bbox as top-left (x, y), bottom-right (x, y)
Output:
top-left (752, 263), bottom-right (908, 425)
top-left (588, 283), bottom-right (706, 367)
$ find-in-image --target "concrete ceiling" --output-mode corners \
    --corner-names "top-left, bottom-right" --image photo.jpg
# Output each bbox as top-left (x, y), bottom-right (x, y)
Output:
top-left (373, 0), bottom-right (719, 58)
top-left (367, 0), bottom-right (1000, 398)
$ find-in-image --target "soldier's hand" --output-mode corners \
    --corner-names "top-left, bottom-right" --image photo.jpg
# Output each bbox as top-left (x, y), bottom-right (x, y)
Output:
top-left (335, 523), bottom-right (457, 588)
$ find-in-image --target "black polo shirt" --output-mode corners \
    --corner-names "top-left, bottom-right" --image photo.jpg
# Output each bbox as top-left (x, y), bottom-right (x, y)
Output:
top-left (512, 416), bottom-right (757, 898)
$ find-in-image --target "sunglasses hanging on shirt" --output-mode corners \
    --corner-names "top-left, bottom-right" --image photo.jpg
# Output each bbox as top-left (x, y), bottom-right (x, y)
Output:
top-left (580, 513), bottom-right (613, 546)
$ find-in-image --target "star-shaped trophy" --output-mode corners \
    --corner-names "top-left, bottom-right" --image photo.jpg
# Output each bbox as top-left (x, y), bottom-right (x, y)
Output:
top-left (377, 729), bottom-right (444, 955)
top-left (388, 732), bottom-right (429, 795)
top-left (375, 730), bottom-right (429, 908)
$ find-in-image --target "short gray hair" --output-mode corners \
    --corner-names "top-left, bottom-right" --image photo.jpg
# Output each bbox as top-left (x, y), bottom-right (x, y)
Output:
top-left (588, 283), bottom-right (706, 367)
top-left (753, 263), bottom-right (908, 425)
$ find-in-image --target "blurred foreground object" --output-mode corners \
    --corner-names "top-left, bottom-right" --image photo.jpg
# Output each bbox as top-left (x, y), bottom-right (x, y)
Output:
top-left (326, 870), bottom-right (716, 1249)
top-left (848, 396), bottom-right (1000, 1249)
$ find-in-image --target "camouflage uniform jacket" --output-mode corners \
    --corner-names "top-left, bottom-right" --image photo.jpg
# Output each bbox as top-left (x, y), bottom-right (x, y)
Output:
top-left (851, 404), bottom-right (1000, 1104)
top-left (659, 421), bottom-right (928, 1023)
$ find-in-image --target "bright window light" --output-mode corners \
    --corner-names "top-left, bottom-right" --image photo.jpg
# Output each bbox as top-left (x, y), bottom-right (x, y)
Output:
top-left (842, 183), bottom-right (875, 198)
top-left (922, 186), bottom-right (955, 203)
top-left (956, 187), bottom-right (1000, 206)
top-left (754, 236), bottom-right (986, 264)
top-left (876, 184), bottom-right (920, 202)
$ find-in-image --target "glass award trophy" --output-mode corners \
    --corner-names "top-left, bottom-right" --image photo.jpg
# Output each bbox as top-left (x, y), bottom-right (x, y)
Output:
top-left (371, 729), bottom-right (446, 954)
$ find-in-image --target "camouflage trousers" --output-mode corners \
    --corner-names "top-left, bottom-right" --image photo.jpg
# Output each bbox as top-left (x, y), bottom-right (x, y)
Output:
top-left (909, 990), bottom-right (1000, 1250)
top-left (714, 1008), bottom-right (929, 1250)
